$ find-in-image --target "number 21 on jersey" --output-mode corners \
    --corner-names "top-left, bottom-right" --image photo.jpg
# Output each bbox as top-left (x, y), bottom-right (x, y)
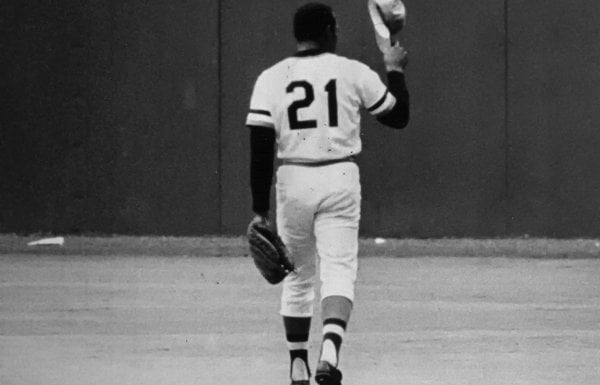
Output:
top-left (286, 79), bottom-right (338, 130)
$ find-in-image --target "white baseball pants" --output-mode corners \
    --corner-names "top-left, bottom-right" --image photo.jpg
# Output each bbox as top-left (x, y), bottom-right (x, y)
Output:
top-left (276, 161), bottom-right (361, 317)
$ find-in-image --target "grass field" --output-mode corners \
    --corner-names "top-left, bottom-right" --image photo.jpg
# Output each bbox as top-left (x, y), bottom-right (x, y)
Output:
top-left (1, 235), bottom-right (599, 385)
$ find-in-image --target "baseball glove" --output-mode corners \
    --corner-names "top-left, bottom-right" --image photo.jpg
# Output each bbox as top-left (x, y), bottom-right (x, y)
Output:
top-left (247, 217), bottom-right (295, 284)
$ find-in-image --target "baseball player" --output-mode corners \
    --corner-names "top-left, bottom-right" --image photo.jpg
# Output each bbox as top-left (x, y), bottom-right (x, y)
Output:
top-left (246, 3), bottom-right (409, 384)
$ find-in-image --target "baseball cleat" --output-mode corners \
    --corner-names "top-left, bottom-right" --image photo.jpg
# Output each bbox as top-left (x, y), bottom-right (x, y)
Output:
top-left (315, 361), bottom-right (342, 385)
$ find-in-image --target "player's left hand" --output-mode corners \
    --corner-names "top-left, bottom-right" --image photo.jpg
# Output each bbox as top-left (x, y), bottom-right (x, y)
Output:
top-left (250, 212), bottom-right (270, 228)
top-left (383, 41), bottom-right (408, 72)
top-left (247, 216), bottom-right (295, 285)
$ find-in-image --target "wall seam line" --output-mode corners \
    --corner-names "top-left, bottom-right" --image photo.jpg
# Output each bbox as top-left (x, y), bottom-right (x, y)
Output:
top-left (504, 0), bottom-right (510, 236)
top-left (217, 0), bottom-right (223, 233)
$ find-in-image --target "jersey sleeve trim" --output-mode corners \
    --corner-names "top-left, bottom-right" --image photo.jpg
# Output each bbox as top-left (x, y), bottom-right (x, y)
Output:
top-left (366, 90), bottom-right (389, 112)
top-left (246, 110), bottom-right (275, 128)
top-left (249, 109), bottom-right (271, 116)
top-left (366, 89), bottom-right (396, 116)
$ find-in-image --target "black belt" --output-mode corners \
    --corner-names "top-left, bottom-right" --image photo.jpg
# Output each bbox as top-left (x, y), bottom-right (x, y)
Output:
top-left (282, 156), bottom-right (355, 167)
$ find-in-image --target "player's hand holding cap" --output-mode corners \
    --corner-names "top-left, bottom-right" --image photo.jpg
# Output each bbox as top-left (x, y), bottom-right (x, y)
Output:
top-left (383, 41), bottom-right (408, 72)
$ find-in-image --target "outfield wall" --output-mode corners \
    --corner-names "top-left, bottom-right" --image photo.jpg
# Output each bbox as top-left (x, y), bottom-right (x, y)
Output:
top-left (2, 0), bottom-right (600, 237)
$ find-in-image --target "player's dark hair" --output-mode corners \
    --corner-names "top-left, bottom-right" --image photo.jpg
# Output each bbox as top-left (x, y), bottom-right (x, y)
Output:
top-left (293, 2), bottom-right (336, 42)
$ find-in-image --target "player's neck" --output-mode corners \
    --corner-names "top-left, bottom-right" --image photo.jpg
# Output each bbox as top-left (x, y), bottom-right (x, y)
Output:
top-left (297, 41), bottom-right (321, 52)
top-left (296, 40), bottom-right (335, 53)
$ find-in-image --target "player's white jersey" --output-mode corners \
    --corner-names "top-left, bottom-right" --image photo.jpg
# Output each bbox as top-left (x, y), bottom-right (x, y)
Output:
top-left (246, 52), bottom-right (396, 162)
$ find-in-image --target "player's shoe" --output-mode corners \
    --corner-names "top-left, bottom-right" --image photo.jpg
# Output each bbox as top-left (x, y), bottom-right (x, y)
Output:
top-left (315, 361), bottom-right (342, 385)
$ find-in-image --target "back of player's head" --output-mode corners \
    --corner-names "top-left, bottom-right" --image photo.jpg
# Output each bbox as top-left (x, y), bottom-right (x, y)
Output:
top-left (293, 3), bottom-right (336, 42)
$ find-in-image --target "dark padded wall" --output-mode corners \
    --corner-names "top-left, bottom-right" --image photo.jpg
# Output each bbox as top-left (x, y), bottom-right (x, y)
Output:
top-left (507, 1), bottom-right (600, 237)
top-left (2, 0), bottom-right (220, 235)
top-left (219, 0), bottom-right (290, 233)
top-left (221, 0), bottom-right (507, 237)
top-left (105, 0), bottom-right (221, 234)
top-left (360, 0), bottom-right (506, 237)
top-left (3, 0), bottom-right (600, 237)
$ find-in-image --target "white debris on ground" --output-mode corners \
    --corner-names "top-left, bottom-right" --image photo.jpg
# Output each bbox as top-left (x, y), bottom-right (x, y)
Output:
top-left (27, 236), bottom-right (65, 246)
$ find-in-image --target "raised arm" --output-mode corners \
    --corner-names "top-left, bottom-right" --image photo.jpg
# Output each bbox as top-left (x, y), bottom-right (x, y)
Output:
top-left (377, 43), bottom-right (410, 129)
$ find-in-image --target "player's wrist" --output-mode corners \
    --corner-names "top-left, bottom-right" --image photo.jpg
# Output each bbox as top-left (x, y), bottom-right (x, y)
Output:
top-left (253, 211), bottom-right (270, 220)
top-left (385, 64), bottom-right (404, 73)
